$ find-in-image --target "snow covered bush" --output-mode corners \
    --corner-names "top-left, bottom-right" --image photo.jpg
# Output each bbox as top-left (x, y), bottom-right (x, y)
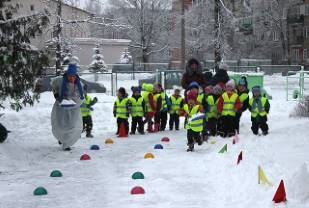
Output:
top-left (291, 96), bottom-right (309, 117)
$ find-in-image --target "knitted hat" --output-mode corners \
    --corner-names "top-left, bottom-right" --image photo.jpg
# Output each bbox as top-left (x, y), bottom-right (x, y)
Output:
top-left (67, 64), bottom-right (77, 76)
top-left (187, 90), bottom-right (197, 101)
top-left (131, 86), bottom-right (141, 93)
top-left (118, 87), bottom-right (126, 96)
top-left (226, 79), bottom-right (236, 89)
top-left (188, 81), bottom-right (200, 90)
top-left (252, 85), bottom-right (261, 93)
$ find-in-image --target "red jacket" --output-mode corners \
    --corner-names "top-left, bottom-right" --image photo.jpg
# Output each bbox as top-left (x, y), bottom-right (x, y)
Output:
top-left (217, 92), bottom-right (241, 114)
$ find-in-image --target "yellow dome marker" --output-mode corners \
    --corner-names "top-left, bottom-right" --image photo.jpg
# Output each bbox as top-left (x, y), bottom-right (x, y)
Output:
top-left (144, 153), bottom-right (155, 159)
top-left (105, 138), bottom-right (114, 144)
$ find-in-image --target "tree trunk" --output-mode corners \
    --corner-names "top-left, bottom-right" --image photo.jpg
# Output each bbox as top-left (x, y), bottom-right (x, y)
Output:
top-left (214, 0), bottom-right (221, 72)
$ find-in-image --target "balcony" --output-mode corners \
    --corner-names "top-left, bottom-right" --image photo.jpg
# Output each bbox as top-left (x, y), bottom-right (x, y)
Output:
top-left (287, 15), bottom-right (305, 24)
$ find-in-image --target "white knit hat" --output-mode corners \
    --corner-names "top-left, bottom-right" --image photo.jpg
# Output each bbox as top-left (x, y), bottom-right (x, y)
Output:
top-left (225, 79), bottom-right (236, 89)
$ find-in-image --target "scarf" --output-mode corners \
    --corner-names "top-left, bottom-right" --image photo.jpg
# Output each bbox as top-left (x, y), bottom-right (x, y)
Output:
top-left (252, 96), bottom-right (263, 113)
top-left (60, 74), bottom-right (84, 101)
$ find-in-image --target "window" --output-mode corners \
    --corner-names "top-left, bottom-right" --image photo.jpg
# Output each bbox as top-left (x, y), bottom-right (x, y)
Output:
top-left (300, 4), bottom-right (309, 15)
top-left (273, 30), bottom-right (279, 41)
top-left (304, 49), bottom-right (309, 60)
top-left (304, 27), bottom-right (309, 38)
top-left (292, 49), bottom-right (300, 61)
top-left (30, 5), bottom-right (34, 11)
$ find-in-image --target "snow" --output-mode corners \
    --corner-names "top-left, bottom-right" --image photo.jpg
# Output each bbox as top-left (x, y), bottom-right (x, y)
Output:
top-left (1, 75), bottom-right (309, 208)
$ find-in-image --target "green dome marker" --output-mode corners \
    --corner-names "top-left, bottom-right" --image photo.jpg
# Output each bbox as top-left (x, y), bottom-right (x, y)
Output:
top-left (132, 172), bottom-right (144, 180)
top-left (50, 170), bottom-right (63, 177)
top-left (33, 187), bottom-right (48, 196)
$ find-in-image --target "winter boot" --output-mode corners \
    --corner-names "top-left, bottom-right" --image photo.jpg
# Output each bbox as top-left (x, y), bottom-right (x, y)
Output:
top-left (196, 137), bottom-right (203, 146)
top-left (130, 132), bottom-right (135, 135)
top-left (202, 134), bottom-right (209, 142)
top-left (187, 143), bottom-right (194, 152)
top-left (86, 132), bottom-right (94, 138)
top-left (262, 131), bottom-right (268, 136)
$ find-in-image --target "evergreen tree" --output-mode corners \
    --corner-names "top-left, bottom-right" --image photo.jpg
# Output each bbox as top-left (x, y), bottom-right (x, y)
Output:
top-left (0, 1), bottom-right (49, 106)
top-left (89, 45), bottom-right (107, 73)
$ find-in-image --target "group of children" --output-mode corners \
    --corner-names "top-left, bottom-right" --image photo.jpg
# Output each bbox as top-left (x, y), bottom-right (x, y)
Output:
top-left (112, 83), bottom-right (184, 136)
top-left (80, 77), bottom-right (270, 152)
top-left (182, 77), bottom-right (270, 151)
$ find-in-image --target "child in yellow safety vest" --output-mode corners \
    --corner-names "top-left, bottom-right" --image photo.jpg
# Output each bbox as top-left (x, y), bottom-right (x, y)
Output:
top-left (129, 86), bottom-right (145, 135)
top-left (217, 80), bottom-right (241, 137)
top-left (113, 87), bottom-right (131, 135)
top-left (141, 83), bottom-right (157, 133)
top-left (197, 85), bottom-right (217, 138)
top-left (235, 77), bottom-right (249, 133)
top-left (249, 86), bottom-right (270, 136)
top-left (80, 85), bottom-right (98, 138)
top-left (184, 91), bottom-right (203, 152)
top-left (168, 89), bottom-right (184, 130)
top-left (153, 83), bottom-right (171, 131)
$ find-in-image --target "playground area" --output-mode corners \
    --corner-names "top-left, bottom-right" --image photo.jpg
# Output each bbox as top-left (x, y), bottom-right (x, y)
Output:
top-left (1, 74), bottom-right (309, 208)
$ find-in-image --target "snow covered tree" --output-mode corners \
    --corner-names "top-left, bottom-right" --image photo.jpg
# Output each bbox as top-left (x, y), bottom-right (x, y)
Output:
top-left (89, 45), bottom-right (107, 81)
top-left (0, 1), bottom-right (49, 105)
top-left (107, 0), bottom-right (171, 63)
top-left (119, 48), bottom-right (133, 64)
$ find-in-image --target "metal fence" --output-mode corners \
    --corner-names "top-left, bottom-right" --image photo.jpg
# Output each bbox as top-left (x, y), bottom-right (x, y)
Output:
top-left (286, 68), bottom-right (309, 101)
top-left (229, 65), bottom-right (302, 75)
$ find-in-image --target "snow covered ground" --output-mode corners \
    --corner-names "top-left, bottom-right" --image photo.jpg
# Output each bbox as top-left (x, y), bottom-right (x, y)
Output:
top-left (1, 75), bottom-right (309, 208)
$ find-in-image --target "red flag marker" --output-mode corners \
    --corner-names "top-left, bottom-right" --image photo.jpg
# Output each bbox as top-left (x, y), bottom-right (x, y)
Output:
top-left (237, 151), bottom-right (243, 165)
top-left (272, 180), bottom-right (287, 203)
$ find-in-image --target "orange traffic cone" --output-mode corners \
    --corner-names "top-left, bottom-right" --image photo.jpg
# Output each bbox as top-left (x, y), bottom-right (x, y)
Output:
top-left (118, 122), bottom-right (128, 138)
top-left (272, 180), bottom-right (287, 203)
top-left (237, 151), bottom-right (242, 165)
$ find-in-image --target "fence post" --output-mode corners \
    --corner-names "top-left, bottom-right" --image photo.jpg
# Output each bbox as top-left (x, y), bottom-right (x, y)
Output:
top-left (111, 73), bottom-right (114, 96)
top-left (161, 71), bottom-right (165, 89)
top-left (300, 65), bottom-right (305, 100)
top-left (155, 69), bottom-right (159, 83)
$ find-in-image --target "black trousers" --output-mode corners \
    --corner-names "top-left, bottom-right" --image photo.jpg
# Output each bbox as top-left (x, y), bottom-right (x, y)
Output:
top-left (131, 116), bottom-right (144, 133)
top-left (117, 118), bottom-right (129, 134)
top-left (235, 113), bottom-right (242, 134)
top-left (169, 113), bottom-right (180, 130)
top-left (187, 129), bottom-right (201, 145)
top-left (206, 118), bottom-right (217, 136)
top-left (82, 116), bottom-right (93, 133)
top-left (220, 115), bottom-right (236, 137)
top-left (155, 111), bottom-right (168, 131)
top-left (251, 116), bottom-right (269, 135)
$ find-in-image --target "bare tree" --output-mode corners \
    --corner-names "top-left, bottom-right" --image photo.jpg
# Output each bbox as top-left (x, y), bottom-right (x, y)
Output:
top-left (107, 0), bottom-right (171, 63)
top-left (251, 0), bottom-right (300, 64)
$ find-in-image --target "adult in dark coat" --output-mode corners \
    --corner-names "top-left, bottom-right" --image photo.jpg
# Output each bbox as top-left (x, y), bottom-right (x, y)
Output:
top-left (211, 64), bottom-right (230, 86)
top-left (181, 58), bottom-right (205, 90)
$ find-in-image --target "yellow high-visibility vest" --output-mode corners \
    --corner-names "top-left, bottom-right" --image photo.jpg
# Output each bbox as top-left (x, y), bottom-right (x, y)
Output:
top-left (170, 95), bottom-right (183, 115)
top-left (222, 92), bottom-right (238, 117)
top-left (115, 98), bottom-right (129, 119)
top-left (184, 104), bottom-right (203, 132)
top-left (249, 97), bottom-right (267, 117)
top-left (129, 97), bottom-right (144, 117)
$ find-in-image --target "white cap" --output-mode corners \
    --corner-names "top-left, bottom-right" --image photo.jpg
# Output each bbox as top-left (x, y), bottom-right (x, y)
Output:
top-left (226, 79), bottom-right (236, 89)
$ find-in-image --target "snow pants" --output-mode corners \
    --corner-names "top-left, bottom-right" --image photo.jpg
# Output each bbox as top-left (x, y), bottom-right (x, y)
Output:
top-left (82, 115), bottom-right (93, 134)
top-left (131, 116), bottom-right (144, 134)
top-left (155, 111), bottom-right (168, 131)
top-left (219, 115), bottom-right (236, 137)
top-left (187, 129), bottom-right (202, 145)
top-left (169, 113), bottom-right (180, 130)
top-left (251, 116), bottom-right (269, 135)
top-left (206, 118), bottom-right (217, 136)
